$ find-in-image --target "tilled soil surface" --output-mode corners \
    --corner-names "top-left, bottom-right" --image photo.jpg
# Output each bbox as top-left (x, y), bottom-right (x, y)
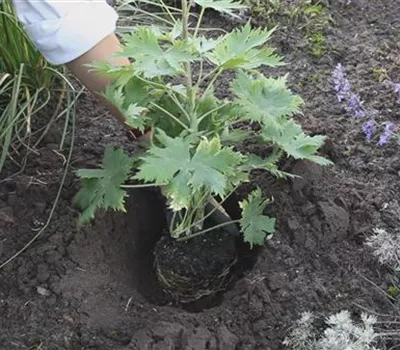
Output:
top-left (1, 1), bottom-right (400, 349)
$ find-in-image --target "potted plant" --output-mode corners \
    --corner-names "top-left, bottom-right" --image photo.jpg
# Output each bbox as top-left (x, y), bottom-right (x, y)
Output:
top-left (73, 0), bottom-right (332, 302)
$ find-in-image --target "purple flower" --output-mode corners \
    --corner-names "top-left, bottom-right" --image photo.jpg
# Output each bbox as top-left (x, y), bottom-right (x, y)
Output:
top-left (338, 80), bottom-right (351, 102)
top-left (347, 94), bottom-right (366, 118)
top-left (332, 63), bottom-right (351, 102)
top-left (361, 119), bottom-right (375, 140)
top-left (331, 64), bottom-right (398, 148)
top-left (378, 122), bottom-right (395, 146)
top-left (383, 80), bottom-right (400, 103)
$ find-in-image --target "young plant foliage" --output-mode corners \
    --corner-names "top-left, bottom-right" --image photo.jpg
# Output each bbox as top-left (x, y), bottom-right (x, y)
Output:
top-left (239, 188), bottom-right (275, 248)
top-left (74, 147), bottom-right (132, 226)
top-left (74, 0), bottom-right (332, 246)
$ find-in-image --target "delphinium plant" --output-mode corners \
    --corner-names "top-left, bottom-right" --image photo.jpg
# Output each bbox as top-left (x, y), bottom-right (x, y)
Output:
top-left (74, 0), bottom-right (331, 301)
top-left (332, 63), bottom-right (398, 145)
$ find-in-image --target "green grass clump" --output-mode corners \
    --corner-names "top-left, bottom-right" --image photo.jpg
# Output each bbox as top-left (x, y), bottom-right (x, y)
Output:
top-left (0, 0), bottom-right (71, 173)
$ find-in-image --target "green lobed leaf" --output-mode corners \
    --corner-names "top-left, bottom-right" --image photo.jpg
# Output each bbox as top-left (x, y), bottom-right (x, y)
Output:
top-left (239, 47), bottom-right (283, 69)
top-left (88, 61), bottom-right (135, 86)
top-left (121, 27), bottom-right (162, 57)
top-left (171, 20), bottom-right (183, 40)
top-left (147, 97), bottom-right (188, 138)
top-left (73, 147), bottom-right (132, 227)
top-left (220, 128), bottom-right (252, 145)
top-left (103, 84), bottom-right (147, 132)
top-left (119, 27), bottom-right (195, 78)
top-left (134, 131), bottom-right (191, 185)
top-left (134, 132), bottom-right (243, 210)
top-left (206, 23), bottom-right (283, 69)
top-left (157, 20), bottom-right (183, 42)
top-left (190, 137), bottom-right (242, 190)
top-left (169, 84), bottom-right (186, 96)
top-left (261, 119), bottom-right (333, 165)
top-left (189, 36), bottom-right (223, 54)
top-left (163, 41), bottom-right (195, 73)
top-left (239, 188), bottom-right (275, 248)
top-left (232, 72), bottom-right (331, 165)
top-left (123, 76), bottom-right (152, 106)
top-left (194, 0), bottom-right (247, 17)
top-left (242, 153), bottom-right (295, 179)
top-left (115, 76), bottom-right (185, 135)
top-left (125, 104), bottom-right (148, 130)
top-left (196, 89), bottom-right (221, 130)
top-left (232, 71), bottom-right (303, 125)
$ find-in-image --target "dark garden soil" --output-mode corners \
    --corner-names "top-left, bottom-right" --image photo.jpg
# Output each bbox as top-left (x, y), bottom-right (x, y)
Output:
top-left (2, 0), bottom-right (400, 349)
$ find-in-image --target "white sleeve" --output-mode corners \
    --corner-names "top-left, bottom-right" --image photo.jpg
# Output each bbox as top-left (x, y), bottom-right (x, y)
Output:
top-left (12, 1), bottom-right (118, 65)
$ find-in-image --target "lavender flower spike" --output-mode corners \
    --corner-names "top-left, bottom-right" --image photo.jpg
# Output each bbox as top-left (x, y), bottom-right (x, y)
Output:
top-left (361, 119), bottom-right (375, 141)
top-left (347, 94), bottom-right (366, 118)
top-left (383, 80), bottom-right (400, 103)
top-left (332, 63), bottom-right (351, 102)
top-left (378, 122), bottom-right (395, 146)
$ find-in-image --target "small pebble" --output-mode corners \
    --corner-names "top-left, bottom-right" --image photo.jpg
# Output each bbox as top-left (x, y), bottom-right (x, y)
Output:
top-left (37, 286), bottom-right (51, 297)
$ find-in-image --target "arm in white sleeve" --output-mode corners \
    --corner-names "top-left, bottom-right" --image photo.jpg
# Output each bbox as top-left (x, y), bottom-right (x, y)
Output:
top-left (11, 0), bottom-right (118, 65)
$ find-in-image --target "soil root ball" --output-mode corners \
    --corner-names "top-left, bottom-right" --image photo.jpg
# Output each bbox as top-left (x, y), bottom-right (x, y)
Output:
top-left (154, 228), bottom-right (237, 303)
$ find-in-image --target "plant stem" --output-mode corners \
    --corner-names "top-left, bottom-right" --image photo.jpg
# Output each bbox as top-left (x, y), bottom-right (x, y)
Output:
top-left (172, 207), bottom-right (190, 237)
top-left (181, 0), bottom-right (197, 132)
top-left (181, 0), bottom-right (190, 40)
top-left (177, 220), bottom-right (241, 241)
top-left (197, 102), bottom-right (230, 123)
top-left (181, 0), bottom-right (192, 90)
top-left (167, 90), bottom-right (191, 122)
top-left (135, 75), bottom-right (169, 90)
top-left (201, 68), bottom-right (223, 100)
top-left (173, 191), bottom-right (208, 236)
top-left (172, 186), bottom-right (239, 238)
top-left (196, 59), bottom-right (204, 87)
top-left (196, 66), bottom-right (219, 88)
top-left (169, 210), bottom-right (177, 233)
top-left (190, 193), bottom-right (207, 229)
top-left (150, 101), bottom-right (190, 130)
top-left (157, 0), bottom-right (179, 25)
top-left (193, 7), bottom-right (205, 38)
top-left (121, 183), bottom-right (162, 188)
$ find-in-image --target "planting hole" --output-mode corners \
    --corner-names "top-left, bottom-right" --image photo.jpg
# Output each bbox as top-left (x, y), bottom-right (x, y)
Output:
top-left (118, 189), bottom-right (261, 312)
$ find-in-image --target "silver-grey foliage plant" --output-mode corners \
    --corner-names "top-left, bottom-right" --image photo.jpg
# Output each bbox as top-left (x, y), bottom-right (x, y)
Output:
top-left (283, 310), bottom-right (381, 350)
top-left (366, 228), bottom-right (400, 267)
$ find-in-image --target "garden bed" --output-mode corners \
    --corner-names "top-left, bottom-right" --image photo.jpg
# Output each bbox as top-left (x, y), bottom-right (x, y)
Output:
top-left (1, 0), bottom-right (400, 349)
